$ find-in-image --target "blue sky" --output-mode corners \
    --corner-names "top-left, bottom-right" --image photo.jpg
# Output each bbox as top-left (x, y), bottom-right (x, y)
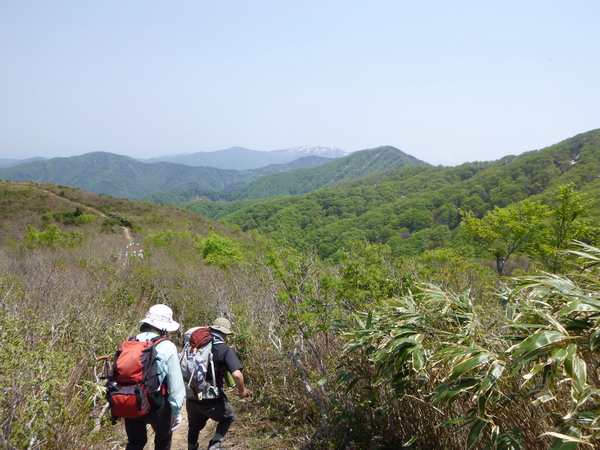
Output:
top-left (1, 1), bottom-right (598, 165)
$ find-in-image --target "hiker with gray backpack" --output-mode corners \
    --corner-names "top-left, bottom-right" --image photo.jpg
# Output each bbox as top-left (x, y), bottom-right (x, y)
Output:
top-left (179, 317), bottom-right (249, 450)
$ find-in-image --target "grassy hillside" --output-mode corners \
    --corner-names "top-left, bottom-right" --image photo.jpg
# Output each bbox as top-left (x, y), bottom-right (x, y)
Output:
top-left (219, 129), bottom-right (600, 258)
top-left (0, 181), bottom-right (235, 243)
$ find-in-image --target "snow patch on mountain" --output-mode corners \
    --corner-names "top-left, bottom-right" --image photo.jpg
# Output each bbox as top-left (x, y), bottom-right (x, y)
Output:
top-left (273, 145), bottom-right (348, 159)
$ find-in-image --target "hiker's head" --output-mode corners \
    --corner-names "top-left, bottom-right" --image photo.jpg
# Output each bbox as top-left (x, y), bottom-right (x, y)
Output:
top-left (209, 317), bottom-right (234, 337)
top-left (140, 304), bottom-right (180, 334)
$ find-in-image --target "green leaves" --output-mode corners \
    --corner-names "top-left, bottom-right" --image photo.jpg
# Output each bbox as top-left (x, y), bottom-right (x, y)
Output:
top-left (200, 230), bottom-right (243, 268)
top-left (23, 224), bottom-right (83, 248)
top-left (337, 243), bottom-right (600, 449)
top-left (508, 330), bottom-right (570, 360)
top-left (461, 200), bottom-right (551, 275)
top-left (447, 351), bottom-right (495, 382)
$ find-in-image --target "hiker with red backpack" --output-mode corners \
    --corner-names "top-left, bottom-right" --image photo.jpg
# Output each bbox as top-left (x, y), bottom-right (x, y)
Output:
top-left (107, 304), bottom-right (186, 450)
top-left (181, 317), bottom-right (249, 450)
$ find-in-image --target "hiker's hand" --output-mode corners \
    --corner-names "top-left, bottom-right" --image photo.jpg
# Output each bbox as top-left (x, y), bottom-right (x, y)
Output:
top-left (237, 387), bottom-right (249, 399)
top-left (171, 415), bottom-right (182, 431)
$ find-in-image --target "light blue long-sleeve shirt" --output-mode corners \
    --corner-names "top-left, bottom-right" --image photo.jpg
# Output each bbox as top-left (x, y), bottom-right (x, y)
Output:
top-left (136, 331), bottom-right (185, 417)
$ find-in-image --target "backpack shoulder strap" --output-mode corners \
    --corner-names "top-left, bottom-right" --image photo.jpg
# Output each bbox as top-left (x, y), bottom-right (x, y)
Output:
top-left (150, 336), bottom-right (169, 344)
top-left (210, 332), bottom-right (225, 345)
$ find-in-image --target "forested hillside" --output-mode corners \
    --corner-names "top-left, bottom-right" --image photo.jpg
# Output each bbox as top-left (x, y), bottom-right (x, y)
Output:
top-left (0, 152), bottom-right (263, 199)
top-left (151, 145), bottom-right (430, 218)
top-left (218, 129), bottom-right (600, 258)
top-left (208, 145), bottom-right (426, 200)
top-left (141, 155), bottom-right (334, 206)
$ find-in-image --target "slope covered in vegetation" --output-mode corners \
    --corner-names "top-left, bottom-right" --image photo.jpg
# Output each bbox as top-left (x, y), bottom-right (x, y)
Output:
top-left (0, 152), bottom-right (262, 199)
top-left (219, 129), bottom-right (600, 258)
top-left (144, 145), bottom-right (428, 210)
top-left (3, 130), bottom-right (600, 450)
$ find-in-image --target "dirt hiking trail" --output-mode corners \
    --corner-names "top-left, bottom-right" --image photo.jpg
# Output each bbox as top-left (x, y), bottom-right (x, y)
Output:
top-left (39, 187), bottom-right (134, 242)
top-left (111, 398), bottom-right (252, 450)
top-left (170, 408), bottom-right (215, 450)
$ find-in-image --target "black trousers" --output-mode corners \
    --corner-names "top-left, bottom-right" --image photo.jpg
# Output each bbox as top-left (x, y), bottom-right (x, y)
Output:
top-left (125, 398), bottom-right (173, 450)
top-left (186, 396), bottom-right (235, 445)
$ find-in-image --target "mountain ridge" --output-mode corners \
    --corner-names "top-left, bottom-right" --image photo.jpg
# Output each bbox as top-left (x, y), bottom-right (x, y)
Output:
top-left (142, 146), bottom-right (427, 208)
top-left (0, 152), bottom-right (259, 199)
top-left (0, 157), bottom-right (47, 168)
top-left (0, 146), bottom-right (424, 201)
top-left (138, 145), bottom-right (349, 169)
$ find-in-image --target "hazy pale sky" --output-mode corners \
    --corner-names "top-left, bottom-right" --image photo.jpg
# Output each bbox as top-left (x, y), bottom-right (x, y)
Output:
top-left (1, 1), bottom-right (599, 166)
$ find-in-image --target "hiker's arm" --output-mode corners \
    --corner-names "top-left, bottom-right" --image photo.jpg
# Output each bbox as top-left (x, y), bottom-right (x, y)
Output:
top-left (231, 369), bottom-right (249, 399)
top-left (163, 343), bottom-right (185, 417)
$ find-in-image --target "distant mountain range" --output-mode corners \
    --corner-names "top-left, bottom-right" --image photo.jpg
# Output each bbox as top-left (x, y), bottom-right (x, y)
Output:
top-left (3, 129), bottom-right (600, 262)
top-left (144, 146), bottom-right (429, 206)
top-left (0, 152), bottom-right (256, 199)
top-left (0, 157), bottom-right (46, 168)
top-left (0, 145), bottom-right (424, 200)
top-left (138, 145), bottom-right (349, 169)
top-left (0, 145), bottom-right (347, 171)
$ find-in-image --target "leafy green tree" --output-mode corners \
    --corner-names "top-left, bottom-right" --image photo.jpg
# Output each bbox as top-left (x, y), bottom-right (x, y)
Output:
top-left (461, 200), bottom-right (550, 275)
top-left (329, 241), bottom-right (405, 309)
top-left (390, 225), bottom-right (451, 257)
top-left (461, 193), bottom-right (486, 216)
top-left (488, 180), bottom-right (526, 207)
top-left (534, 184), bottom-right (599, 273)
top-left (434, 203), bottom-right (461, 227)
top-left (198, 230), bottom-right (243, 268)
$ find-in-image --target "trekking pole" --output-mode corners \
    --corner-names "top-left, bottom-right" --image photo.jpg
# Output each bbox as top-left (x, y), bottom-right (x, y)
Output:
top-left (188, 363), bottom-right (196, 388)
top-left (92, 355), bottom-right (113, 432)
top-left (210, 353), bottom-right (218, 395)
top-left (95, 355), bottom-right (112, 381)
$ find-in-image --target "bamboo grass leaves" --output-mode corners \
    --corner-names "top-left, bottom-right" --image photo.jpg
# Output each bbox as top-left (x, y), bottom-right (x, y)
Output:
top-left (337, 244), bottom-right (600, 448)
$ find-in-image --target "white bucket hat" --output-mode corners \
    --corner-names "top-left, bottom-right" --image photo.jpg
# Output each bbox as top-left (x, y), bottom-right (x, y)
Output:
top-left (140, 304), bottom-right (180, 332)
top-left (210, 317), bottom-right (234, 335)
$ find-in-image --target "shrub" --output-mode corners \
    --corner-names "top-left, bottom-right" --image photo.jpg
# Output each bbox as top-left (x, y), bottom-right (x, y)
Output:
top-left (198, 231), bottom-right (243, 268)
top-left (23, 224), bottom-right (83, 248)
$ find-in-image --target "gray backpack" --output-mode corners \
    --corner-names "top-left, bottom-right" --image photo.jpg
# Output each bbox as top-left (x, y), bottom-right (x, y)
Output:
top-left (179, 327), bottom-right (221, 400)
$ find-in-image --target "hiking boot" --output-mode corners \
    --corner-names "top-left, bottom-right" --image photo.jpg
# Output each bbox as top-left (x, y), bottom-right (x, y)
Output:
top-left (207, 440), bottom-right (222, 450)
top-left (188, 444), bottom-right (199, 450)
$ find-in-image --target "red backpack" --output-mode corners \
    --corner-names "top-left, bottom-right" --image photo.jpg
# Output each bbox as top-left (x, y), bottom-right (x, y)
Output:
top-left (106, 336), bottom-right (168, 418)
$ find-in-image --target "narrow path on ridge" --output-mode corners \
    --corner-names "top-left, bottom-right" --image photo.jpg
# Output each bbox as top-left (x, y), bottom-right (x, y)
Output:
top-left (39, 187), bottom-right (134, 243)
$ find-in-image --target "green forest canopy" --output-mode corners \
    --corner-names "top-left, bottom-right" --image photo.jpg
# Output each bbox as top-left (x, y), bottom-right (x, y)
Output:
top-left (211, 129), bottom-right (600, 259)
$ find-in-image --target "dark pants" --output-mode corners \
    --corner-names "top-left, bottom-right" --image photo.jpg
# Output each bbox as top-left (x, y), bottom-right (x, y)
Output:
top-left (125, 399), bottom-right (173, 450)
top-left (186, 396), bottom-right (235, 445)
